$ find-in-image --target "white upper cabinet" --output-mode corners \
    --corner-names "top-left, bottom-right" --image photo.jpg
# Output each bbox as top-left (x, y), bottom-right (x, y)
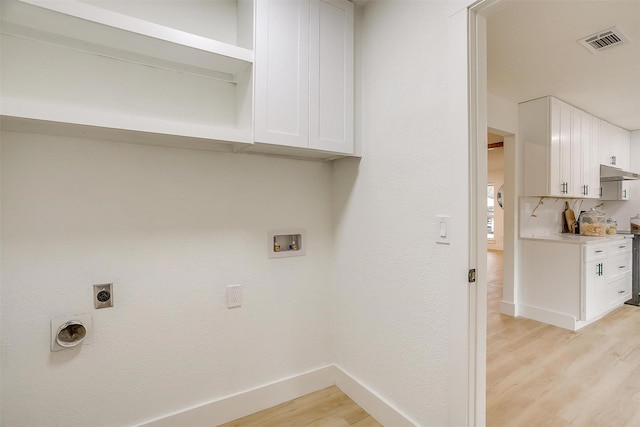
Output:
top-left (573, 108), bottom-right (599, 198)
top-left (599, 119), bottom-right (631, 170)
top-left (521, 96), bottom-right (593, 198)
top-left (254, 0), bottom-right (310, 148)
top-left (308, 0), bottom-right (354, 153)
top-left (254, 0), bottom-right (354, 155)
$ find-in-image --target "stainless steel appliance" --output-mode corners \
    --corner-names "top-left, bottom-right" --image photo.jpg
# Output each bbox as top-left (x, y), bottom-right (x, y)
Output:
top-left (624, 233), bottom-right (640, 307)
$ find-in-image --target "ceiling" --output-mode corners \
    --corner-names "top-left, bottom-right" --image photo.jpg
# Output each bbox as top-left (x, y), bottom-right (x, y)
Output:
top-left (487, 0), bottom-right (640, 131)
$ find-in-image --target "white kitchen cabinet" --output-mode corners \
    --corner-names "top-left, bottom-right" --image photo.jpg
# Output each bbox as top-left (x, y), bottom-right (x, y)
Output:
top-left (519, 236), bottom-right (633, 331)
top-left (574, 108), bottom-right (599, 198)
top-left (254, 0), bottom-right (354, 155)
top-left (600, 180), bottom-right (631, 201)
top-left (520, 96), bottom-right (596, 198)
top-left (599, 119), bottom-right (631, 170)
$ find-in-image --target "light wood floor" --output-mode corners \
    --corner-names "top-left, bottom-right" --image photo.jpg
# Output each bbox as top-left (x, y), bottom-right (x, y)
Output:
top-left (218, 386), bottom-right (383, 427)
top-left (487, 250), bottom-right (640, 426)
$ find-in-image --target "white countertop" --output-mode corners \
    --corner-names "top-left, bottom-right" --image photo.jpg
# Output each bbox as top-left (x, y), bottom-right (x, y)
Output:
top-left (520, 233), bottom-right (635, 245)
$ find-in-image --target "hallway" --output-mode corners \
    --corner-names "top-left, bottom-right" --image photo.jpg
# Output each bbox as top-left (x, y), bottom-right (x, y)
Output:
top-left (486, 250), bottom-right (640, 426)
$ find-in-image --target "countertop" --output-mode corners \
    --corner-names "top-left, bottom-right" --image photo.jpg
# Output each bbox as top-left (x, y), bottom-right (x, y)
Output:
top-left (520, 232), bottom-right (635, 245)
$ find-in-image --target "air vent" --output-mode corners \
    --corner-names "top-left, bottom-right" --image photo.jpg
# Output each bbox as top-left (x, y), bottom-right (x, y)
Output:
top-left (579, 26), bottom-right (630, 53)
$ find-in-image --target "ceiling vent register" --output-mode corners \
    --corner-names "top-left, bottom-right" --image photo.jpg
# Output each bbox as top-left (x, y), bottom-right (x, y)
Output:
top-left (579, 26), bottom-right (630, 53)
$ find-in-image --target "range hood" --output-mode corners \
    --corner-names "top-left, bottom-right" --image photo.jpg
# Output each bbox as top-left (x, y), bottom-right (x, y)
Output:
top-left (600, 165), bottom-right (640, 182)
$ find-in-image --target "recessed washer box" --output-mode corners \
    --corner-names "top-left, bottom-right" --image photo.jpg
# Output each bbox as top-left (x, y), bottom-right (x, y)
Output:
top-left (269, 229), bottom-right (305, 258)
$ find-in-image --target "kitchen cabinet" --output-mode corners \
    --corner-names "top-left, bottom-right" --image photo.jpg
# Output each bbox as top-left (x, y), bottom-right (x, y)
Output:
top-left (520, 96), bottom-right (597, 198)
top-left (254, 0), bottom-right (354, 155)
top-left (599, 119), bottom-right (631, 170)
top-left (600, 180), bottom-right (631, 201)
top-left (519, 236), bottom-right (633, 331)
top-left (1, 0), bottom-right (356, 160)
top-left (574, 108), bottom-right (599, 198)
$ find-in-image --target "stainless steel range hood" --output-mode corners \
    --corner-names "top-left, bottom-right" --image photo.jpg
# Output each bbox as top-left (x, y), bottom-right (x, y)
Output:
top-left (600, 165), bottom-right (640, 182)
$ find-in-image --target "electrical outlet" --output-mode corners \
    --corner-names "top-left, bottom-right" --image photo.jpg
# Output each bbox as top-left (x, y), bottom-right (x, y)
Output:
top-left (93, 283), bottom-right (113, 309)
top-left (227, 284), bottom-right (242, 308)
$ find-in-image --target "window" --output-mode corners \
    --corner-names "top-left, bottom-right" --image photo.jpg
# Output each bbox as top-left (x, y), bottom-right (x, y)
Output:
top-left (487, 184), bottom-right (495, 239)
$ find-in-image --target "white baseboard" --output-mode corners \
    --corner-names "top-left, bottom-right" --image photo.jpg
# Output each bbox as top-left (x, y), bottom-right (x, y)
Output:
top-left (333, 365), bottom-right (417, 427)
top-left (499, 300), bottom-right (515, 316)
top-left (517, 304), bottom-right (581, 331)
top-left (139, 365), bottom-right (335, 427)
top-left (138, 364), bottom-right (415, 427)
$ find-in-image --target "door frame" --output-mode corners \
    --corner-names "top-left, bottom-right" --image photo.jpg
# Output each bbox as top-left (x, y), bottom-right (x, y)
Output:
top-left (467, 0), bottom-right (502, 425)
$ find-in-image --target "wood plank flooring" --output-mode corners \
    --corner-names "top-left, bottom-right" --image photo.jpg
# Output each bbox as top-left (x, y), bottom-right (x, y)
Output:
top-left (487, 250), bottom-right (640, 426)
top-left (218, 386), bottom-right (383, 427)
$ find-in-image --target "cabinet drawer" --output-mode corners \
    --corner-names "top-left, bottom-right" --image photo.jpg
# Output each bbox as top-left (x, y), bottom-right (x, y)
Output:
top-left (583, 244), bottom-right (607, 262)
top-left (608, 239), bottom-right (633, 256)
top-left (606, 276), bottom-right (631, 307)
top-left (607, 253), bottom-right (632, 281)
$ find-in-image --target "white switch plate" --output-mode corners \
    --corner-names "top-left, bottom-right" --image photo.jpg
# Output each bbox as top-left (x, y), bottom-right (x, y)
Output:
top-left (436, 215), bottom-right (451, 245)
top-left (227, 284), bottom-right (242, 308)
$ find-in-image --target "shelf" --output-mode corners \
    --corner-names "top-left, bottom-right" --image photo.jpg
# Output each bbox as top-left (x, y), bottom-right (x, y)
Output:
top-left (0, 0), bottom-right (253, 80)
top-left (1, 100), bottom-right (252, 151)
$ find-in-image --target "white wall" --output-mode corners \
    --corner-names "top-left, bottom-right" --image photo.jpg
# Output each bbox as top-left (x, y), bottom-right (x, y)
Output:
top-left (488, 146), bottom-right (504, 250)
top-left (488, 92), bottom-right (518, 135)
top-left (332, 2), bottom-right (473, 425)
top-left (0, 131), bottom-right (334, 426)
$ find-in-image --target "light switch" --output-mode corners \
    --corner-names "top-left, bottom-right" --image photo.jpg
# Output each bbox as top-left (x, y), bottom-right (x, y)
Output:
top-left (436, 215), bottom-right (451, 245)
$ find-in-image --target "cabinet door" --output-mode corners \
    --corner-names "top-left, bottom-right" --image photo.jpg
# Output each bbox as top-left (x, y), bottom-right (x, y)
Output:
top-left (254, 0), bottom-right (310, 148)
top-left (599, 119), bottom-right (614, 166)
top-left (600, 180), bottom-right (630, 201)
top-left (613, 125), bottom-right (631, 170)
top-left (584, 260), bottom-right (607, 320)
top-left (309, 0), bottom-right (354, 154)
top-left (574, 108), bottom-right (598, 198)
top-left (550, 98), bottom-right (573, 196)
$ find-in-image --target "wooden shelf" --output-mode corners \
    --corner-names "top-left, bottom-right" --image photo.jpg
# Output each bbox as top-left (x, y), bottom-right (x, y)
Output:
top-left (1, 0), bottom-right (253, 80)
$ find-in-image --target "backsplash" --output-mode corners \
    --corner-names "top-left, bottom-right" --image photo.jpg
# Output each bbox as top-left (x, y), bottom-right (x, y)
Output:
top-left (520, 197), bottom-right (603, 238)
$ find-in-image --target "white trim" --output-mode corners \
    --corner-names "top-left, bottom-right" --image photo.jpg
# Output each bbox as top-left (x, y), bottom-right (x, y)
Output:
top-left (138, 365), bottom-right (335, 427)
top-left (137, 364), bottom-right (415, 427)
top-left (334, 365), bottom-right (418, 427)
top-left (517, 304), bottom-right (583, 331)
top-left (499, 301), bottom-right (516, 317)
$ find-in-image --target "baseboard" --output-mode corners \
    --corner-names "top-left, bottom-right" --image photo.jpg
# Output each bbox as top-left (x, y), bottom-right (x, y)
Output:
top-left (138, 364), bottom-right (416, 427)
top-left (517, 304), bottom-right (580, 331)
top-left (499, 300), bottom-right (515, 316)
top-left (138, 365), bottom-right (335, 427)
top-left (333, 365), bottom-right (417, 427)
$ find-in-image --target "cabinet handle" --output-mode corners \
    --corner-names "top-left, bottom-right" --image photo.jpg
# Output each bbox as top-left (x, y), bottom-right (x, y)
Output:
top-left (585, 185), bottom-right (589, 195)
top-left (623, 189), bottom-right (627, 198)
top-left (619, 245), bottom-right (626, 249)
top-left (618, 290), bottom-right (626, 294)
top-left (595, 250), bottom-right (604, 253)
top-left (611, 155), bottom-right (617, 165)
top-left (619, 266), bottom-right (626, 269)
top-left (599, 187), bottom-right (603, 197)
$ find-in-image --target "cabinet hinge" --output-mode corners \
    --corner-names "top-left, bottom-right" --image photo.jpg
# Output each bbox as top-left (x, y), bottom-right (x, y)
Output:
top-left (468, 268), bottom-right (476, 283)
